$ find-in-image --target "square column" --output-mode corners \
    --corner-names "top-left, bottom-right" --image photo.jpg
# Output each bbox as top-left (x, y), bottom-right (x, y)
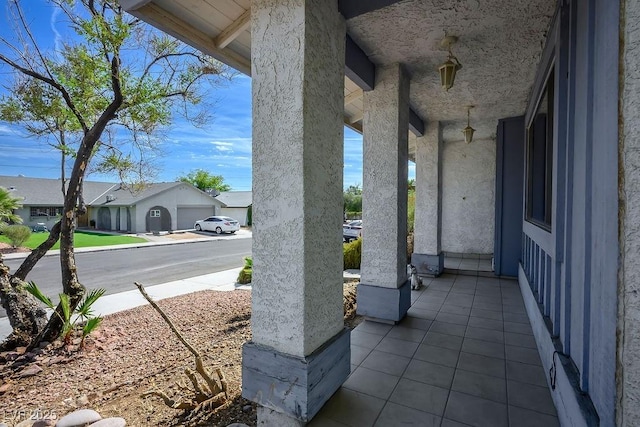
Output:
top-left (242, 0), bottom-right (349, 424)
top-left (412, 123), bottom-right (444, 276)
top-left (358, 64), bottom-right (411, 323)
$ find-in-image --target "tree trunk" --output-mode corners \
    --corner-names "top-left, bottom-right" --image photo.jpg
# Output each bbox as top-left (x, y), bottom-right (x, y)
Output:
top-left (0, 258), bottom-right (47, 350)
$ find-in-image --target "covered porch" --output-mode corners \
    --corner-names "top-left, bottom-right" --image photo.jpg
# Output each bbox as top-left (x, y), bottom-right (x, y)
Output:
top-left (312, 273), bottom-right (559, 426)
top-left (120, 0), bottom-right (633, 425)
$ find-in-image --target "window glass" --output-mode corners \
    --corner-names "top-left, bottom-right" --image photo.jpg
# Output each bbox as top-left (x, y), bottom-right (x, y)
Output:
top-left (526, 67), bottom-right (554, 230)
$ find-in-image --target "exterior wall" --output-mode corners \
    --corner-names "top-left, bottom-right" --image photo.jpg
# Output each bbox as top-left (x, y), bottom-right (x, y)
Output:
top-left (520, 1), bottom-right (619, 424)
top-left (12, 207), bottom-right (60, 230)
top-left (441, 137), bottom-right (496, 254)
top-left (220, 207), bottom-right (248, 226)
top-left (133, 184), bottom-right (220, 232)
top-left (617, 0), bottom-right (640, 424)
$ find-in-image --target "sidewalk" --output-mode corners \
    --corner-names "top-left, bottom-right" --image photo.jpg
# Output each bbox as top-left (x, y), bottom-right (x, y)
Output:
top-left (0, 267), bottom-right (251, 341)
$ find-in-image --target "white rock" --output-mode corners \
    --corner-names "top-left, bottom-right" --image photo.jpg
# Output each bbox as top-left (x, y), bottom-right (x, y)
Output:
top-left (87, 418), bottom-right (126, 427)
top-left (227, 424), bottom-right (250, 427)
top-left (55, 409), bottom-right (102, 427)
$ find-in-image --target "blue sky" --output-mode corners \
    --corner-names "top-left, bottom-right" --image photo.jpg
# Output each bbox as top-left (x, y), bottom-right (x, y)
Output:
top-left (0, 1), bottom-right (412, 191)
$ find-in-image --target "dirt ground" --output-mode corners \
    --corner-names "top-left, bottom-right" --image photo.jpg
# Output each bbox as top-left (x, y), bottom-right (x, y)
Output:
top-left (0, 284), bottom-right (359, 427)
top-left (0, 243), bottom-right (30, 255)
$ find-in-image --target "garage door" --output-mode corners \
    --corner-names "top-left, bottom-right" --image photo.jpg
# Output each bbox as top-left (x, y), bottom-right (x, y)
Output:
top-left (177, 207), bottom-right (215, 230)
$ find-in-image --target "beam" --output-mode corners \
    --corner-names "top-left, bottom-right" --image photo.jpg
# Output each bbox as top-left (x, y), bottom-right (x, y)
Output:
top-left (349, 111), bottom-right (363, 124)
top-left (339, 0), bottom-right (406, 19)
top-left (119, 0), bottom-right (152, 10)
top-left (345, 35), bottom-right (375, 91)
top-left (409, 108), bottom-right (425, 136)
top-left (344, 89), bottom-right (363, 106)
top-left (132, 3), bottom-right (251, 75)
top-left (215, 8), bottom-right (251, 49)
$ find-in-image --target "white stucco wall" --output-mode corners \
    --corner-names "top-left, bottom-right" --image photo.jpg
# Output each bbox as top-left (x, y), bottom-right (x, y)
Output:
top-left (618, 0), bottom-right (640, 424)
top-left (441, 137), bottom-right (496, 254)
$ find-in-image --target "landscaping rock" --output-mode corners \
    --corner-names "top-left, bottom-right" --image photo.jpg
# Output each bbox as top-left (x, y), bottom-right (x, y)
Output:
top-left (242, 405), bottom-right (252, 413)
top-left (0, 382), bottom-right (11, 393)
top-left (227, 424), bottom-right (250, 427)
top-left (55, 409), bottom-right (102, 427)
top-left (32, 421), bottom-right (55, 427)
top-left (87, 418), bottom-right (126, 427)
top-left (17, 364), bottom-right (42, 378)
top-left (76, 394), bottom-right (89, 406)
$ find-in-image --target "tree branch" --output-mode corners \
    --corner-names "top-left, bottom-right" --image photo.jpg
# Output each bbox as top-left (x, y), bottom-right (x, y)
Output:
top-left (0, 54), bottom-right (88, 133)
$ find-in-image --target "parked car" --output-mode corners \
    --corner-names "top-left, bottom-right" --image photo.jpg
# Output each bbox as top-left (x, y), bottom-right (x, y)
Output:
top-left (343, 220), bottom-right (362, 242)
top-left (194, 216), bottom-right (240, 234)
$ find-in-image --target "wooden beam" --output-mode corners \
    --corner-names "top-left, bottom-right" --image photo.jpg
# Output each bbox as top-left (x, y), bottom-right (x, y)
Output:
top-left (349, 111), bottom-right (363, 124)
top-left (134, 3), bottom-right (251, 75)
top-left (344, 90), bottom-right (363, 106)
top-left (345, 35), bottom-right (375, 91)
top-left (215, 9), bottom-right (251, 49)
top-left (409, 109), bottom-right (425, 136)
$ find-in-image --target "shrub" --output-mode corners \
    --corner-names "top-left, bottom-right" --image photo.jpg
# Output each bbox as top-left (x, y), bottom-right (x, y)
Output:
top-left (3, 224), bottom-right (31, 248)
top-left (343, 238), bottom-right (362, 270)
top-left (237, 256), bottom-right (252, 284)
top-left (25, 282), bottom-right (105, 347)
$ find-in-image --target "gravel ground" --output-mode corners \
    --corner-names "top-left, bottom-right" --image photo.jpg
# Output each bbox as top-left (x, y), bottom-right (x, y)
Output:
top-left (0, 284), bottom-right (360, 426)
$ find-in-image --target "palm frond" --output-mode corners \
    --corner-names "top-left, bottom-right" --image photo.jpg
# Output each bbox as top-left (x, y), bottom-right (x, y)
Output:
top-left (76, 288), bottom-right (106, 319)
top-left (23, 281), bottom-right (54, 308)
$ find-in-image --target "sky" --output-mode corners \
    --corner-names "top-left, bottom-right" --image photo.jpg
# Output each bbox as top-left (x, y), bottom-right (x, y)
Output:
top-left (0, 1), bottom-right (413, 192)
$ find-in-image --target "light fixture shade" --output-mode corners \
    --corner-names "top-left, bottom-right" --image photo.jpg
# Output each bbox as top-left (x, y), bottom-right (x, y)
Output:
top-left (462, 125), bottom-right (475, 143)
top-left (439, 59), bottom-right (458, 91)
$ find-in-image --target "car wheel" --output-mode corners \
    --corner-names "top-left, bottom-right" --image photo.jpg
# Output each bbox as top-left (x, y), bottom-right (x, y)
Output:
top-left (195, 224), bottom-right (201, 231)
top-left (215, 227), bottom-right (223, 234)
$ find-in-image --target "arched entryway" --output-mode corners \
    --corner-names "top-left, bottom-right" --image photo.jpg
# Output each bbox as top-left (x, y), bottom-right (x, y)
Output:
top-left (97, 207), bottom-right (111, 230)
top-left (146, 206), bottom-right (171, 232)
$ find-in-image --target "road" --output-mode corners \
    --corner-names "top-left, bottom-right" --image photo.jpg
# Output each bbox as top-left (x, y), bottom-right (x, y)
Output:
top-left (1, 239), bottom-right (252, 318)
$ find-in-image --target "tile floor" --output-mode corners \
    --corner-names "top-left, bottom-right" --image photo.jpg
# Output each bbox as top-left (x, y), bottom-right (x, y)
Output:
top-left (311, 274), bottom-right (560, 427)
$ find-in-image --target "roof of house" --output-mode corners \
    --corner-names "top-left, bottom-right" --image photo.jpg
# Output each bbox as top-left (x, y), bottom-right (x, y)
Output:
top-left (215, 191), bottom-right (252, 208)
top-left (0, 176), bottom-right (220, 207)
top-left (0, 176), bottom-right (116, 205)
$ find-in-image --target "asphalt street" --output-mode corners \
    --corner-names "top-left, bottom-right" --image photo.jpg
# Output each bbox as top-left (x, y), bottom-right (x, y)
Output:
top-left (1, 238), bottom-right (252, 318)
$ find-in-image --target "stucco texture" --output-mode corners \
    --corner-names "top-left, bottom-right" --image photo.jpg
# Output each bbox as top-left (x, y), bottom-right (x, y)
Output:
top-left (414, 122), bottom-right (442, 255)
top-left (361, 64), bottom-right (409, 289)
top-left (441, 138), bottom-right (496, 254)
top-left (618, 0), bottom-right (640, 424)
top-left (250, 0), bottom-right (345, 357)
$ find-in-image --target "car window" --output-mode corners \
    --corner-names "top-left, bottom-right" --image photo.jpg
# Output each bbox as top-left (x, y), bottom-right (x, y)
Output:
top-left (213, 218), bottom-right (222, 221)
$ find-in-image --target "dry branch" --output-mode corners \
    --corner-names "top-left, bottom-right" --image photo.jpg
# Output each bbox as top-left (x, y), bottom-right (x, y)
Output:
top-left (135, 281), bottom-right (227, 411)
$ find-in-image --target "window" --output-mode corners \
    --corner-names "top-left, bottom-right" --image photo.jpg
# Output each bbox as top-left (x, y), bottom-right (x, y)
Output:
top-left (150, 210), bottom-right (161, 218)
top-left (30, 206), bottom-right (63, 217)
top-left (525, 67), bottom-right (555, 230)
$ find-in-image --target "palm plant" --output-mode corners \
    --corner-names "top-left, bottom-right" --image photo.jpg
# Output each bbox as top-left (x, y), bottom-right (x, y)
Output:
top-left (24, 282), bottom-right (105, 347)
top-left (0, 187), bottom-right (23, 225)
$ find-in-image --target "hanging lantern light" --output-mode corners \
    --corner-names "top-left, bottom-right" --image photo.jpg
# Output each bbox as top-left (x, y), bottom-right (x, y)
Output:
top-left (462, 106), bottom-right (475, 143)
top-left (439, 36), bottom-right (462, 91)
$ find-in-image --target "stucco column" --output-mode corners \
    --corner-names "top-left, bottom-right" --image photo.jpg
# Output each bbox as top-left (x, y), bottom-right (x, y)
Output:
top-left (618, 0), bottom-right (640, 424)
top-left (412, 122), bottom-right (444, 276)
top-left (357, 64), bottom-right (411, 323)
top-left (241, 1), bottom-right (349, 425)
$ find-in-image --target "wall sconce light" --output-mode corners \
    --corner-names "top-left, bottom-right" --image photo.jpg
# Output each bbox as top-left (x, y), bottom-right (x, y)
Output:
top-left (439, 36), bottom-right (462, 91)
top-left (462, 106), bottom-right (475, 143)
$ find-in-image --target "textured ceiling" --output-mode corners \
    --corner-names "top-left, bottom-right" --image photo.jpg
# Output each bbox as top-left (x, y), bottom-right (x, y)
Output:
top-left (348, 0), bottom-right (556, 142)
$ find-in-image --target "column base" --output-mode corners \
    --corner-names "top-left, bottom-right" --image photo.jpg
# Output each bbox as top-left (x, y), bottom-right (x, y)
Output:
top-left (356, 280), bottom-right (411, 323)
top-left (412, 252), bottom-right (444, 277)
top-left (242, 328), bottom-right (350, 423)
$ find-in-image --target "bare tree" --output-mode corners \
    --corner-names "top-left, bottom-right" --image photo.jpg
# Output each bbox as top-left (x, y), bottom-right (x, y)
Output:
top-left (0, 0), bottom-right (232, 349)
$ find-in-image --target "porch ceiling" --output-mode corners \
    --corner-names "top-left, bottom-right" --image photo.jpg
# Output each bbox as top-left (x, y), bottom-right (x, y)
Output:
top-left (121, 0), bottom-right (555, 144)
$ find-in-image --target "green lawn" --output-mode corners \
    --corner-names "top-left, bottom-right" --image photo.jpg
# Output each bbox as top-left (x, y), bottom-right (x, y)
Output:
top-left (0, 230), bottom-right (147, 250)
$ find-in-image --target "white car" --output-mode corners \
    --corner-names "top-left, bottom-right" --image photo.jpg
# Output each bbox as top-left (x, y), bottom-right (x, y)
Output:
top-left (194, 216), bottom-right (240, 234)
top-left (343, 220), bottom-right (362, 242)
